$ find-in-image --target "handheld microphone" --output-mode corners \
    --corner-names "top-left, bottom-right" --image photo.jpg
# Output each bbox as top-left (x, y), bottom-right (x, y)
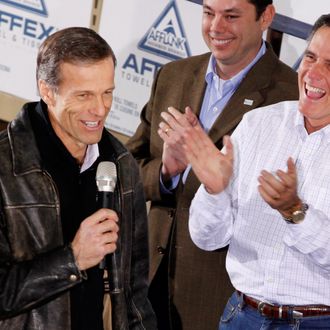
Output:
top-left (96, 161), bottom-right (120, 292)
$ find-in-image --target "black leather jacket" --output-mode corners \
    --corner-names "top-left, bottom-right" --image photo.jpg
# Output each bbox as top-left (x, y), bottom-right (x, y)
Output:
top-left (0, 103), bottom-right (156, 329)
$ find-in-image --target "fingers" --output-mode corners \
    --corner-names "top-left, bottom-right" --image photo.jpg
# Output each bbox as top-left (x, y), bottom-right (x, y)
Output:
top-left (83, 209), bottom-right (119, 238)
top-left (185, 106), bottom-right (199, 126)
top-left (258, 176), bottom-right (281, 202)
top-left (286, 157), bottom-right (296, 176)
top-left (258, 185), bottom-right (276, 205)
top-left (258, 171), bottom-right (283, 197)
top-left (87, 208), bottom-right (119, 235)
top-left (167, 106), bottom-right (193, 128)
top-left (258, 157), bottom-right (298, 209)
top-left (158, 107), bottom-right (194, 177)
top-left (183, 124), bottom-right (214, 163)
top-left (183, 125), bottom-right (224, 169)
top-left (182, 129), bottom-right (234, 193)
top-left (258, 158), bottom-right (297, 195)
top-left (223, 135), bottom-right (233, 162)
top-left (72, 209), bottom-right (120, 270)
top-left (158, 122), bottom-right (171, 142)
top-left (160, 108), bottom-right (181, 133)
top-left (158, 106), bottom-right (199, 139)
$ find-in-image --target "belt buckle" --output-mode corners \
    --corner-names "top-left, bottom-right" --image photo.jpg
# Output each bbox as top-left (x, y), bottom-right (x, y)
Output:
top-left (258, 301), bottom-right (275, 317)
top-left (258, 301), bottom-right (267, 317)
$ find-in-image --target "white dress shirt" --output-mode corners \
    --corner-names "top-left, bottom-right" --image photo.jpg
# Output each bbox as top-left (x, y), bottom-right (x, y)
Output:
top-left (189, 100), bottom-right (330, 306)
top-left (80, 143), bottom-right (99, 173)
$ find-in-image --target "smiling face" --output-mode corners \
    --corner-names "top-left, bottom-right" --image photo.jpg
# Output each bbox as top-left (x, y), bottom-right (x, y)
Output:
top-left (39, 57), bottom-right (115, 161)
top-left (298, 26), bottom-right (330, 133)
top-left (202, 0), bottom-right (274, 79)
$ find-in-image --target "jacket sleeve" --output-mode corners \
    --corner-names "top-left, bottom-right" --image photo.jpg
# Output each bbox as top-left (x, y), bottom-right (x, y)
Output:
top-left (0, 206), bottom-right (84, 320)
top-left (126, 156), bottom-right (157, 329)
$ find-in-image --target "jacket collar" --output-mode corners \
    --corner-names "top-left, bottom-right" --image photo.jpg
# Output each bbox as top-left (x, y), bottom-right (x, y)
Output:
top-left (8, 102), bottom-right (43, 176)
top-left (190, 54), bottom-right (210, 118)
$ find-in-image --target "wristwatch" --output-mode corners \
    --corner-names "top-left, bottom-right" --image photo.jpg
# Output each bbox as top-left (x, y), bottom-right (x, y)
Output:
top-left (282, 202), bottom-right (309, 224)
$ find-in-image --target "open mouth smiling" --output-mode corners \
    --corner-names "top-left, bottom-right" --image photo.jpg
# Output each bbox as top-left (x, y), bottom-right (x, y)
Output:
top-left (305, 83), bottom-right (326, 99)
top-left (83, 121), bottom-right (99, 128)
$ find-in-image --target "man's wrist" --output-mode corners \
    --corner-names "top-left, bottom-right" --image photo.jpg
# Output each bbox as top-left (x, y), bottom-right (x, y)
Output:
top-left (280, 200), bottom-right (302, 219)
top-left (161, 164), bottom-right (176, 183)
top-left (281, 201), bottom-right (309, 224)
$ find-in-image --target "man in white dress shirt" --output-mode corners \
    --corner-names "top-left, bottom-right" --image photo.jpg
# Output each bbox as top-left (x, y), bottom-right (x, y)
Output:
top-left (159, 13), bottom-right (330, 330)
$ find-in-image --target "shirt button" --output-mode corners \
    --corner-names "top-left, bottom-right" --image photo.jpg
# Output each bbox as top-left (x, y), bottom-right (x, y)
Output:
top-left (157, 246), bottom-right (166, 255)
top-left (69, 274), bottom-right (78, 282)
top-left (168, 209), bottom-right (175, 218)
top-left (213, 107), bottom-right (218, 113)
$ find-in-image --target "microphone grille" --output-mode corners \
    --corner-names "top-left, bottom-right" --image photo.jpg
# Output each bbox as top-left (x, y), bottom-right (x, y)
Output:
top-left (96, 161), bottom-right (117, 192)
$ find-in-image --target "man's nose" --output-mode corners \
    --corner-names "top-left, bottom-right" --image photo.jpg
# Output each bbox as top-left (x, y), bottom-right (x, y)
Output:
top-left (307, 61), bottom-right (326, 81)
top-left (91, 95), bottom-right (108, 117)
top-left (211, 15), bottom-right (227, 33)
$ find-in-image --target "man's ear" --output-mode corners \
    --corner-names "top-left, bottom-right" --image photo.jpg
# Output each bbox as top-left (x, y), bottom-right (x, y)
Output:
top-left (38, 80), bottom-right (56, 107)
top-left (260, 4), bottom-right (275, 32)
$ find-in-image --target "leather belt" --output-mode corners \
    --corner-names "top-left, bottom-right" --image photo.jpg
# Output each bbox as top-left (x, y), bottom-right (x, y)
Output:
top-left (237, 291), bottom-right (330, 319)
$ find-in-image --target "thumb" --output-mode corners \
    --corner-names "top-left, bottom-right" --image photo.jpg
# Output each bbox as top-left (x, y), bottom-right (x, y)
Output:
top-left (287, 157), bottom-right (296, 175)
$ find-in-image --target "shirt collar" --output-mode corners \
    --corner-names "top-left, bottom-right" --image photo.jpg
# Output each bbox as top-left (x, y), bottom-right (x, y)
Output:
top-left (293, 105), bottom-right (330, 141)
top-left (80, 143), bottom-right (99, 173)
top-left (205, 40), bottom-right (266, 90)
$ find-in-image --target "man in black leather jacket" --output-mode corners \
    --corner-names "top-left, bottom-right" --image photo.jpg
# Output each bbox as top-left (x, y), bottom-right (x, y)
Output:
top-left (0, 27), bottom-right (156, 330)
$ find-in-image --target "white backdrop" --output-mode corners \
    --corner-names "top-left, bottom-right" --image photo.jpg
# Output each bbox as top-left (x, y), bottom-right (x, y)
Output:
top-left (0, 0), bottom-right (329, 130)
top-left (274, 0), bottom-right (329, 67)
top-left (0, 0), bottom-right (94, 101)
top-left (99, 0), bottom-right (208, 136)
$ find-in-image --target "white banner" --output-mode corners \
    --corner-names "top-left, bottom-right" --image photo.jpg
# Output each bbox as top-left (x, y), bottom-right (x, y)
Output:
top-left (99, 0), bottom-right (208, 137)
top-left (0, 0), bottom-right (94, 101)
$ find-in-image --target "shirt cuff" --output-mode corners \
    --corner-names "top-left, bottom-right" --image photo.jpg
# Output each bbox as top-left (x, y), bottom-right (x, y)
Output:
top-left (160, 173), bottom-right (180, 194)
top-left (198, 184), bottom-right (231, 208)
top-left (283, 205), bottom-right (324, 252)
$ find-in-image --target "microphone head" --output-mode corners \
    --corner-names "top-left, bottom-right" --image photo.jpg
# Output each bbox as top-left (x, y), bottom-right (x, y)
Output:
top-left (96, 161), bottom-right (117, 192)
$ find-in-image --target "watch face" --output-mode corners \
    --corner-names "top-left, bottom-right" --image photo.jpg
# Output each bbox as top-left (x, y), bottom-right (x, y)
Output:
top-left (292, 210), bottom-right (305, 224)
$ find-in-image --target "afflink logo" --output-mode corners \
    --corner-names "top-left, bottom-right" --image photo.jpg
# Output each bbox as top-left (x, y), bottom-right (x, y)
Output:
top-left (138, 0), bottom-right (191, 61)
top-left (0, 0), bottom-right (48, 17)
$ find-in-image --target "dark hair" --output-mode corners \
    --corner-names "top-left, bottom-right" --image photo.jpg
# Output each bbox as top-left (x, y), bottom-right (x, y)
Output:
top-left (36, 27), bottom-right (116, 90)
top-left (309, 14), bottom-right (330, 40)
top-left (247, 0), bottom-right (273, 20)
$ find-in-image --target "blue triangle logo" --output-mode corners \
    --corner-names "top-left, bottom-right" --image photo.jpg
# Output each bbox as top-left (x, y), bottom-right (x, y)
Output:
top-left (0, 0), bottom-right (48, 17)
top-left (138, 1), bottom-right (191, 61)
